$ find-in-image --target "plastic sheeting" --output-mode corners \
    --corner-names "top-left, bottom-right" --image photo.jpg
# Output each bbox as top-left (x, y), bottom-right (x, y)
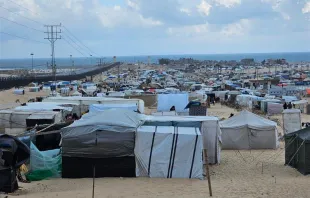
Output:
top-left (142, 115), bottom-right (221, 164)
top-left (89, 104), bottom-right (137, 113)
top-left (282, 96), bottom-right (298, 102)
top-left (157, 94), bottom-right (189, 113)
top-left (220, 110), bottom-right (278, 149)
top-left (267, 103), bottom-right (283, 115)
top-left (26, 143), bottom-right (61, 181)
top-left (29, 87), bottom-right (40, 92)
top-left (13, 89), bottom-right (24, 95)
top-left (151, 111), bottom-right (178, 116)
top-left (236, 95), bottom-right (263, 107)
top-left (61, 109), bottom-right (143, 158)
top-left (283, 109), bottom-right (301, 134)
top-left (15, 102), bottom-right (73, 112)
top-left (135, 126), bottom-right (203, 179)
top-left (43, 96), bottom-right (145, 114)
top-left (0, 110), bottom-right (33, 128)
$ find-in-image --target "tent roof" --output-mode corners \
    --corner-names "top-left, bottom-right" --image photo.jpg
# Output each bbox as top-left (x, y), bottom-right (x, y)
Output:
top-left (15, 102), bottom-right (73, 112)
top-left (27, 112), bottom-right (58, 120)
top-left (285, 127), bottom-right (310, 141)
top-left (142, 115), bottom-right (219, 122)
top-left (283, 109), bottom-right (301, 114)
top-left (220, 110), bottom-right (277, 129)
top-left (66, 108), bottom-right (143, 129)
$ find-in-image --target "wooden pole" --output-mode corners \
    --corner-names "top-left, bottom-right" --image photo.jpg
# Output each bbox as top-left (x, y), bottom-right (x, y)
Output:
top-left (204, 149), bottom-right (213, 197)
top-left (92, 165), bottom-right (96, 198)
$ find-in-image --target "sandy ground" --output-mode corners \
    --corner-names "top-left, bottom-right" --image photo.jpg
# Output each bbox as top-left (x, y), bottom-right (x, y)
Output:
top-left (7, 148), bottom-right (310, 198)
top-left (0, 89), bottom-right (310, 198)
top-left (0, 88), bottom-right (50, 110)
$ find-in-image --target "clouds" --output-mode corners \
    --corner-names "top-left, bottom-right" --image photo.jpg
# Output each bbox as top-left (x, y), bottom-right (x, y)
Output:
top-left (197, 0), bottom-right (212, 16)
top-left (213, 0), bottom-right (241, 8)
top-left (302, 1), bottom-right (310, 13)
top-left (92, 0), bottom-right (163, 28)
top-left (0, 0), bottom-right (309, 58)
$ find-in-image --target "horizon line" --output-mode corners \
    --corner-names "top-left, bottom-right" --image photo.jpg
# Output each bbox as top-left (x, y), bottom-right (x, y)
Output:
top-left (1, 51), bottom-right (310, 60)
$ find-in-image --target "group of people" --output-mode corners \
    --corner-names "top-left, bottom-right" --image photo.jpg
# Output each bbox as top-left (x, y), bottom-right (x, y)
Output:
top-left (283, 102), bottom-right (293, 109)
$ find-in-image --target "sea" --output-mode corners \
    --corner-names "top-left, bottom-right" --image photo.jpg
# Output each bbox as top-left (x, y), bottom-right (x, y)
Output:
top-left (0, 52), bottom-right (309, 70)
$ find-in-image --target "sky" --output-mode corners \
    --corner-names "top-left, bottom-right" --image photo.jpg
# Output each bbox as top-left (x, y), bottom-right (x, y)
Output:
top-left (0, 0), bottom-right (310, 58)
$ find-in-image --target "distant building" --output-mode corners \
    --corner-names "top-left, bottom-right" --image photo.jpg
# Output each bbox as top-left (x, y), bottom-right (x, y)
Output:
top-left (241, 58), bottom-right (255, 65)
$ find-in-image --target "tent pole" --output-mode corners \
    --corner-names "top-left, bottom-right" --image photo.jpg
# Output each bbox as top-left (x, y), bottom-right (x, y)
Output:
top-left (204, 149), bottom-right (213, 196)
top-left (92, 165), bottom-right (96, 198)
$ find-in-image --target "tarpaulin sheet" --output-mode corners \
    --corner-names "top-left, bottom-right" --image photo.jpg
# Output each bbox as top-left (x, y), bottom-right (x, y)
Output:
top-left (89, 104), bottom-right (137, 112)
top-left (283, 109), bottom-right (301, 134)
top-left (61, 109), bottom-right (143, 158)
top-left (157, 94), bottom-right (189, 113)
top-left (220, 110), bottom-right (279, 149)
top-left (135, 126), bottom-right (203, 179)
top-left (267, 103), bottom-right (283, 115)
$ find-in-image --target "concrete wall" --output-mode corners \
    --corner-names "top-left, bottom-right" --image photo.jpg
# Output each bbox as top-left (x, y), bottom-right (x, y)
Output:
top-left (0, 63), bottom-right (120, 90)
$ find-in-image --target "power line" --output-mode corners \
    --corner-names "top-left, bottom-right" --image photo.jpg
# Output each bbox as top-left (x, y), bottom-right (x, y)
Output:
top-left (62, 34), bottom-right (89, 56)
top-left (0, 31), bottom-right (48, 44)
top-left (63, 38), bottom-right (88, 57)
top-left (0, 5), bottom-right (44, 26)
top-left (63, 26), bottom-right (98, 56)
top-left (5, 0), bottom-right (40, 16)
top-left (0, 16), bottom-right (44, 33)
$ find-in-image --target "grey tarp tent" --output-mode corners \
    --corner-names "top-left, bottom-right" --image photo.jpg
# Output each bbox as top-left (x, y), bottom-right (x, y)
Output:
top-left (285, 127), bottom-right (310, 175)
top-left (61, 108), bottom-right (143, 158)
top-left (61, 109), bottom-right (143, 178)
top-left (220, 110), bottom-right (279, 150)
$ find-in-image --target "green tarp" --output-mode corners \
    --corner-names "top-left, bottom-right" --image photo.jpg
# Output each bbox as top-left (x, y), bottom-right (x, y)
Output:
top-left (284, 127), bottom-right (310, 175)
top-left (26, 143), bottom-right (61, 181)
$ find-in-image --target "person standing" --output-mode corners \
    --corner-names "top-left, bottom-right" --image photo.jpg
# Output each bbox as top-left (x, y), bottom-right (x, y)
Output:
top-left (283, 102), bottom-right (287, 109)
top-left (287, 102), bottom-right (292, 109)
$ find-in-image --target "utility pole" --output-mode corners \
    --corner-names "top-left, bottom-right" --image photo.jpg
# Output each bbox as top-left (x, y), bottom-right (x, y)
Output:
top-left (274, 65), bottom-right (277, 76)
top-left (118, 64), bottom-right (120, 83)
top-left (70, 55), bottom-right (74, 75)
top-left (44, 24), bottom-right (61, 85)
top-left (30, 53), bottom-right (34, 79)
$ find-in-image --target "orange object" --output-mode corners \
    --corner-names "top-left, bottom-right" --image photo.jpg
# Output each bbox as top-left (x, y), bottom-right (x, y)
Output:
top-left (306, 88), bottom-right (310, 95)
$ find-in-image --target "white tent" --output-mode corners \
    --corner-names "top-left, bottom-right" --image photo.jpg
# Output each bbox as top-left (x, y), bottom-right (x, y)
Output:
top-left (151, 111), bottom-right (178, 116)
top-left (142, 115), bottom-right (221, 164)
top-left (15, 102), bottom-right (73, 112)
top-left (43, 96), bottom-right (145, 114)
top-left (135, 125), bottom-right (203, 179)
top-left (13, 89), bottom-right (24, 95)
top-left (292, 100), bottom-right (308, 113)
top-left (157, 93), bottom-right (188, 113)
top-left (220, 110), bottom-right (279, 150)
top-left (89, 103), bottom-right (138, 112)
top-left (0, 110), bottom-right (62, 135)
top-left (282, 109), bottom-right (302, 135)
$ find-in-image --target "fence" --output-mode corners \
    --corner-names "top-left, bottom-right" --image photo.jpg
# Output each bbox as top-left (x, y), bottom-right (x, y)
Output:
top-left (0, 63), bottom-right (120, 90)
